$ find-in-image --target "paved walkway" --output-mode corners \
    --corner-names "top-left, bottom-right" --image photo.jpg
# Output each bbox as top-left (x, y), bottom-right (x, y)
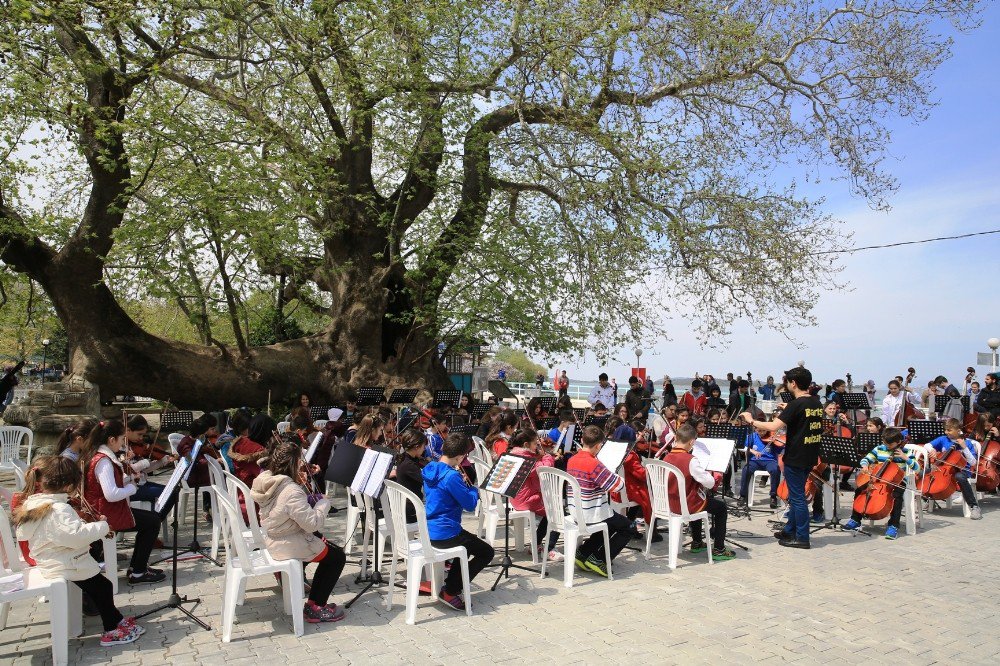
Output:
top-left (2, 488), bottom-right (997, 665)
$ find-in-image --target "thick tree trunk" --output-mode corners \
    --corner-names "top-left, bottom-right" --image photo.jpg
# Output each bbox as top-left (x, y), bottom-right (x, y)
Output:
top-left (47, 253), bottom-right (450, 409)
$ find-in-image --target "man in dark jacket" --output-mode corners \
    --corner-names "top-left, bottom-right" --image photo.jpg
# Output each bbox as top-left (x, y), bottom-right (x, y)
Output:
top-left (625, 376), bottom-right (649, 422)
top-left (727, 380), bottom-right (755, 420)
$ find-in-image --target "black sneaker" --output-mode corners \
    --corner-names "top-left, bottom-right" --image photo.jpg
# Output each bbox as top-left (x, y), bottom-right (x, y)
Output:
top-left (769, 496), bottom-right (779, 509)
top-left (773, 530), bottom-right (791, 541)
top-left (650, 531), bottom-right (663, 543)
top-left (128, 569), bottom-right (167, 585)
top-left (779, 538), bottom-right (811, 550)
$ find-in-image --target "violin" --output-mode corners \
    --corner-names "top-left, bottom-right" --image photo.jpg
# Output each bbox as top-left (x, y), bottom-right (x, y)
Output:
top-left (129, 440), bottom-right (173, 461)
top-left (853, 453), bottom-right (906, 520)
top-left (917, 439), bottom-right (967, 500)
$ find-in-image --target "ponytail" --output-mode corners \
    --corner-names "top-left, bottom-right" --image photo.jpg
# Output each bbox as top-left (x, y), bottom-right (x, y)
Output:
top-left (55, 418), bottom-right (97, 454)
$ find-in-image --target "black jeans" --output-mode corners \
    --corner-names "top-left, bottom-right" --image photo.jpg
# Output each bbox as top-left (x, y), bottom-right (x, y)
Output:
top-left (308, 544), bottom-right (347, 606)
top-left (124, 508), bottom-right (161, 573)
top-left (430, 529), bottom-right (495, 596)
top-left (851, 485), bottom-right (905, 528)
top-left (576, 512), bottom-right (632, 564)
top-left (955, 470), bottom-right (979, 507)
top-left (691, 496), bottom-right (728, 551)
top-left (74, 573), bottom-right (122, 632)
top-left (534, 515), bottom-right (559, 552)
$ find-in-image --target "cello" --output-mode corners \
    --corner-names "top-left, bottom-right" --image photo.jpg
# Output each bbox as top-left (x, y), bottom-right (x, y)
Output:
top-left (894, 369), bottom-right (924, 427)
top-left (852, 454), bottom-right (906, 520)
top-left (917, 439), bottom-right (968, 500)
top-left (975, 415), bottom-right (1000, 493)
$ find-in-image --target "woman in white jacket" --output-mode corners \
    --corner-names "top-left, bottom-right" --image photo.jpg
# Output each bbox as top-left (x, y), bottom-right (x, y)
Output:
top-left (16, 457), bottom-right (144, 647)
top-left (250, 439), bottom-right (348, 624)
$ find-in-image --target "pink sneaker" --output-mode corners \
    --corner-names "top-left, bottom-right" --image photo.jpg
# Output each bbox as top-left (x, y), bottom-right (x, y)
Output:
top-left (303, 600), bottom-right (346, 623)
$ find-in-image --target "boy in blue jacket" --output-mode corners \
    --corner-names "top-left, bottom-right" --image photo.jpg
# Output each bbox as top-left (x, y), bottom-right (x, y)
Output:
top-left (422, 432), bottom-right (495, 610)
top-left (925, 418), bottom-right (982, 520)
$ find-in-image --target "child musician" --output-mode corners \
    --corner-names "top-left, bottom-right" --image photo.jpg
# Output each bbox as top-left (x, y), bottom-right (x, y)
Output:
top-left (508, 429), bottom-right (563, 561)
top-left (423, 432), bottom-right (495, 610)
top-left (17, 457), bottom-right (145, 646)
top-left (83, 420), bottom-right (166, 584)
top-left (250, 439), bottom-right (348, 623)
top-left (663, 424), bottom-right (736, 561)
top-left (739, 425), bottom-right (783, 509)
top-left (842, 428), bottom-right (919, 539)
top-left (925, 418), bottom-right (983, 520)
top-left (565, 426), bottom-right (633, 577)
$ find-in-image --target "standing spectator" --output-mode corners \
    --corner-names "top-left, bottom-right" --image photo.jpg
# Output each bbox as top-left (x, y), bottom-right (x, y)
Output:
top-left (587, 374), bottom-right (616, 411)
top-left (681, 380), bottom-right (708, 416)
top-left (661, 376), bottom-right (678, 407)
top-left (759, 376), bottom-right (777, 401)
top-left (643, 376), bottom-right (655, 401)
top-left (557, 371), bottom-right (570, 399)
top-left (611, 378), bottom-right (619, 405)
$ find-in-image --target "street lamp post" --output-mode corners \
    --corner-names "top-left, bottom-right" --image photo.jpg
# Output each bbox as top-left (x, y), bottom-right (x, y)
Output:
top-left (634, 347), bottom-right (642, 373)
top-left (989, 338), bottom-right (1000, 372)
top-left (41, 338), bottom-right (51, 383)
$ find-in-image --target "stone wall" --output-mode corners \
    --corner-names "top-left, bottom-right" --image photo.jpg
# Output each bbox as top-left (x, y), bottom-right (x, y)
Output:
top-left (3, 378), bottom-right (101, 460)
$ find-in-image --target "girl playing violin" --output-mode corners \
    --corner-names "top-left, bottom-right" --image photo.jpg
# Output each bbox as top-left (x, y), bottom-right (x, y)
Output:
top-left (508, 428), bottom-right (564, 561)
top-left (842, 428), bottom-right (919, 539)
top-left (486, 411), bottom-right (519, 460)
top-left (83, 420), bottom-right (166, 584)
top-left (124, 415), bottom-right (179, 513)
top-left (177, 413), bottom-right (220, 524)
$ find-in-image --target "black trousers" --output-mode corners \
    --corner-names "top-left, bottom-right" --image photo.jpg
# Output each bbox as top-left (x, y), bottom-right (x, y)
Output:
top-left (431, 529), bottom-right (495, 596)
top-left (308, 544), bottom-right (347, 606)
top-left (576, 512), bottom-right (632, 563)
top-left (691, 496), bottom-right (728, 550)
top-left (74, 573), bottom-right (123, 632)
top-left (534, 515), bottom-right (559, 552)
top-left (89, 507), bottom-right (160, 574)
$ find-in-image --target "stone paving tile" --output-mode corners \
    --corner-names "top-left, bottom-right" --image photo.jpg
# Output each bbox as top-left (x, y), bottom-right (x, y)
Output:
top-left (3, 489), bottom-right (1000, 664)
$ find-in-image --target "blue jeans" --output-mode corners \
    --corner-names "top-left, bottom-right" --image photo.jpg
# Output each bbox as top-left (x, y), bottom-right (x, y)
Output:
top-left (740, 458), bottom-right (780, 499)
top-left (782, 465), bottom-right (810, 542)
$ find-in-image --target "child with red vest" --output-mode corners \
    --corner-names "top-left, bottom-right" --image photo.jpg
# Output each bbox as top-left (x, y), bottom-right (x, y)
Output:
top-left (176, 413), bottom-right (218, 523)
top-left (83, 420), bottom-right (166, 584)
top-left (662, 424), bottom-right (735, 561)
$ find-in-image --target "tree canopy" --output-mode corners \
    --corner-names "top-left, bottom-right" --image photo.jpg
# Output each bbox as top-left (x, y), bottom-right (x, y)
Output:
top-left (0, 0), bottom-right (982, 405)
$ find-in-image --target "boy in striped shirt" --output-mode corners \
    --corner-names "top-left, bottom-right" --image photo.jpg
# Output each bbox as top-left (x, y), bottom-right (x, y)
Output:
top-left (842, 428), bottom-right (918, 539)
top-left (566, 425), bottom-right (632, 577)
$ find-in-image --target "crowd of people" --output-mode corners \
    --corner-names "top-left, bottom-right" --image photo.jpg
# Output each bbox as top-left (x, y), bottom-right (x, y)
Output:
top-left (6, 364), bottom-right (1000, 647)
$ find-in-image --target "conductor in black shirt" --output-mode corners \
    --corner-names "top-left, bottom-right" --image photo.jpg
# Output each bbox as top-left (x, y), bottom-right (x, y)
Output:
top-left (739, 366), bottom-right (823, 550)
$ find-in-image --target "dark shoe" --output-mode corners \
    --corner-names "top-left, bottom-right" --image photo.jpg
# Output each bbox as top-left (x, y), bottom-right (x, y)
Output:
top-left (773, 530), bottom-right (791, 540)
top-left (769, 496), bottom-right (779, 509)
top-left (583, 556), bottom-right (609, 578)
top-left (839, 481), bottom-right (853, 492)
top-left (128, 569), bottom-right (167, 585)
top-left (690, 540), bottom-right (708, 553)
top-left (438, 587), bottom-right (466, 611)
top-left (650, 531), bottom-right (663, 543)
top-left (711, 547), bottom-right (736, 561)
top-left (303, 600), bottom-right (346, 623)
top-left (779, 538), bottom-right (811, 550)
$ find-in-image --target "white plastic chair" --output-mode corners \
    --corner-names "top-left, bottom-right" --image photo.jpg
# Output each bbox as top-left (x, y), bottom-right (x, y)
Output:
top-left (471, 436), bottom-right (491, 464)
top-left (167, 433), bottom-right (185, 455)
top-left (220, 469), bottom-right (266, 550)
top-left (0, 426), bottom-right (33, 468)
top-left (313, 420), bottom-right (328, 430)
top-left (214, 491), bottom-right (304, 642)
top-left (383, 480), bottom-right (472, 624)
top-left (643, 459), bottom-right (713, 570)
top-left (203, 457), bottom-right (227, 561)
top-left (11, 463), bottom-right (26, 492)
top-left (0, 507), bottom-right (83, 666)
top-left (276, 421), bottom-right (290, 434)
top-left (167, 433), bottom-right (196, 522)
top-left (537, 468), bottom-right (613, 587)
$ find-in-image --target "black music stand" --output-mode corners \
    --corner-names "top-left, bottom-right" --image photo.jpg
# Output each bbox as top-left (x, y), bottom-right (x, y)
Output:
top-left (811, 434), bottom-right (868, 536)
top-left (160, 411), bottom-right (194, 433)
top-left (856, 433), bottom-right (882, 459)
top-left (387, 388), bottom-right (420, 405)
top-left (479, 453), bottom-right (539, 589)
top-left (488, 380), bottom-right (519, 409)
top-left (470, 403), bottom-right (491, 421)
top-left (540, 417), bottom-right (559, 430)
top-left (583, 414), bottom-right (609, 428)
top-left (135, 459), bottom-right (210, 631)
top-left (933, 394), bottom-right (969, 417)
top-left (538, 397), bottom-right (557, 414)
top-left (450, 424), bottom-right (479, 435)
top-left (433, 390), bottom-right (463, 409)
top-left (779, 391), bottom-right (794, 404)
top-left (309, 405), bottom-right (334, 421)
top-left (357, 386), bottom-right (386, 407)
top-left (906, 420), bottom-right (945, 445)
top-left (842, 392), bottom-right (872, 424)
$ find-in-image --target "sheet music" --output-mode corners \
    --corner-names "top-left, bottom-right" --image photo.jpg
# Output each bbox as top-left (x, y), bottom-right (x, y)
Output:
top-left (558, 425), bottom-right (574, 451)
top-left (188, 439), bottom-right (203, 466)
top-left (304, 432), bottom-right (323, 463)
top-left (692, 438), bottom-right (736, 473)
top-left (484, 456), bottom-right (526, 495)
top-left (350, 448), bottom-right (394, 497)
top-left (597, 439), bottom-right (629, 472)
top-left (155, 457), bottom-right (190, 513)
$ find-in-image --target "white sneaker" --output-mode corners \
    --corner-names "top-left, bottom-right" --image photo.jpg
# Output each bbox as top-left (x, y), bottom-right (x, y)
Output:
top-left (970, 506), bottom-right (982, 520)
top-left (547, 550), bottom-right (565, 562)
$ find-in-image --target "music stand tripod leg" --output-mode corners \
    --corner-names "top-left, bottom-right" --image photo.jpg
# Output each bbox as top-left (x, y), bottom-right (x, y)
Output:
top-left (491, 497), bottom-right (537, 590)
top-left (134, 487), bottom-right (211, 630)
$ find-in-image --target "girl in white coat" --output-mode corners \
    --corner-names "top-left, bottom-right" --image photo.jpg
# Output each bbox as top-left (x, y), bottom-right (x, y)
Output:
top-left (16, 456), bottom-right (144, 646)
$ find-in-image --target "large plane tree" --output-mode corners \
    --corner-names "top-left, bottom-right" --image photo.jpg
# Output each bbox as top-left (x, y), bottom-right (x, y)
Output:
top-left (0, 1), bottom-right (980, 407)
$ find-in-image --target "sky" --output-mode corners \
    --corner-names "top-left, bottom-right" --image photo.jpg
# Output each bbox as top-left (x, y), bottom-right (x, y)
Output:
top-left (555, 6), bottom-right (1000, 387)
